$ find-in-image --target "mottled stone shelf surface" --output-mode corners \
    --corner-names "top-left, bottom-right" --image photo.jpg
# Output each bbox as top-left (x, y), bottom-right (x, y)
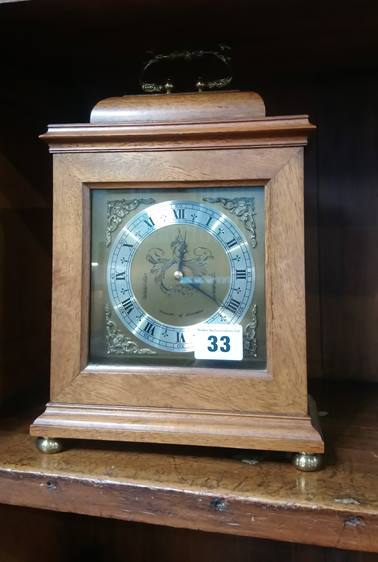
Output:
top-left (0, 383), bottom-right (377, 553)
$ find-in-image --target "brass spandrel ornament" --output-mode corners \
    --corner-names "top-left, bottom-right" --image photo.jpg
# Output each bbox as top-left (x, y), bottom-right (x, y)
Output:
top-left (31, 49), bottom-right (324, 469)
top-left (106, 198), bottom-right (156, 247)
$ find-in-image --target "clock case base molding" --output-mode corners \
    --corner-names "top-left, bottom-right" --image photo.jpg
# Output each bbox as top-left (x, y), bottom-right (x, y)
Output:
top-left (30, 398), bottom-right (324, 454)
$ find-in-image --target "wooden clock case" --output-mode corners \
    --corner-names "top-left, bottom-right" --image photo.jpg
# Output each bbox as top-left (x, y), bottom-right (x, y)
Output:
top-left (30, 90), bottom-right (324, 457)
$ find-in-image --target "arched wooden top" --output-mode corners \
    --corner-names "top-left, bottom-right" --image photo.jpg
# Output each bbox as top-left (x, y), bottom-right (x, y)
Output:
top-left (90, 90), bottom-right (266, 125)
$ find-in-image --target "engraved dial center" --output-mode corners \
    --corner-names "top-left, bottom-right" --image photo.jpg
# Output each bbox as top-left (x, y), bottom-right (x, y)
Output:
top-left (131, 224), bottom-right (230, 327)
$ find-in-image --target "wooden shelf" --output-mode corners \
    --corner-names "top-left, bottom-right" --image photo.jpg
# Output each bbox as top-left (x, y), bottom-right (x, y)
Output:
top-left (0, 383), bottom-right (377, 553)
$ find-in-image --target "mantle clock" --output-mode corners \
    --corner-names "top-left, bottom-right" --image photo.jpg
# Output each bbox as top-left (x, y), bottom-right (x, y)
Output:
top-left (30, 89), bottom-right (324, 470)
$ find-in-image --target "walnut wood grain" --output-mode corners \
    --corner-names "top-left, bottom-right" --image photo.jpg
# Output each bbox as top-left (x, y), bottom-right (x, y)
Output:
top-left (31, 91), bottom-right (323, 453)
top-left (3, 384), bottom-right (378, 552)
top-left (90, 90), bottom-right (266, 124)
top-left (30, 147), bottom-right (323, 449)
top-left (30, 401), bottom-right (323, 453)
top-left (40, 116), bottom-right (315, 153)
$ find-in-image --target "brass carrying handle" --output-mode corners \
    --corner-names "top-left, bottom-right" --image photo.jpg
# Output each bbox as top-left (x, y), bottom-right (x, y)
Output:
top-left (139, 46), bottom-right (232, 94)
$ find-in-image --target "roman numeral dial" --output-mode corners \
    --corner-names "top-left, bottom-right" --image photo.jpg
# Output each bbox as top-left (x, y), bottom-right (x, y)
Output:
top-left (107, 199), bottom-right (255, 353)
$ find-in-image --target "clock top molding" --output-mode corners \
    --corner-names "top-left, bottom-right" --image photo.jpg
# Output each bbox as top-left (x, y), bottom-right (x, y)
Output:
top-left (40, 90), bottom-right (315, 152)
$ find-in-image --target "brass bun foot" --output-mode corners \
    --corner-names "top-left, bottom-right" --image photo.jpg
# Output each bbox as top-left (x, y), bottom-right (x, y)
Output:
top-left (36, 437), bottom-right (64, 454)
top-left (292, 452), bottom-right (323, 472)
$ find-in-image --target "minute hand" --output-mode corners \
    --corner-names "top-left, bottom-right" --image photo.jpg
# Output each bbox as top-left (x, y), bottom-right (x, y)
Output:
top-left (182, 278), bottom-right (223, 308)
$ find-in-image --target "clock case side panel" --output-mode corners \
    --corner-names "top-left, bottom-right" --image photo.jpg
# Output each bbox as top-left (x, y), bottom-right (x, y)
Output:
top-left (31, 144), bottom-right (323, 453)
top-left (49, 155), bottom-right (89, 399)
top-left (265, 149), bottom-right (308, 410)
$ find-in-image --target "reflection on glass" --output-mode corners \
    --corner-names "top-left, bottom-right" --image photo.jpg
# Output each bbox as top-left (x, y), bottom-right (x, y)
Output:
top-left (89, 186), bottom-right (266, 370)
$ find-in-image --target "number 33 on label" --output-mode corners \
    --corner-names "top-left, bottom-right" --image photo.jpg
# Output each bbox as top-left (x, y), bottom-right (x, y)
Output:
top-left (194, 325), bottom-right (243, 361)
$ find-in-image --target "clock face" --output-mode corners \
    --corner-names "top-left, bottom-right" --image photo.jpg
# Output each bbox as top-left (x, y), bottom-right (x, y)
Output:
top-left (89, 186), bottom-right (266, 370)
top-left (107, 200), bottom-right (255, 352)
